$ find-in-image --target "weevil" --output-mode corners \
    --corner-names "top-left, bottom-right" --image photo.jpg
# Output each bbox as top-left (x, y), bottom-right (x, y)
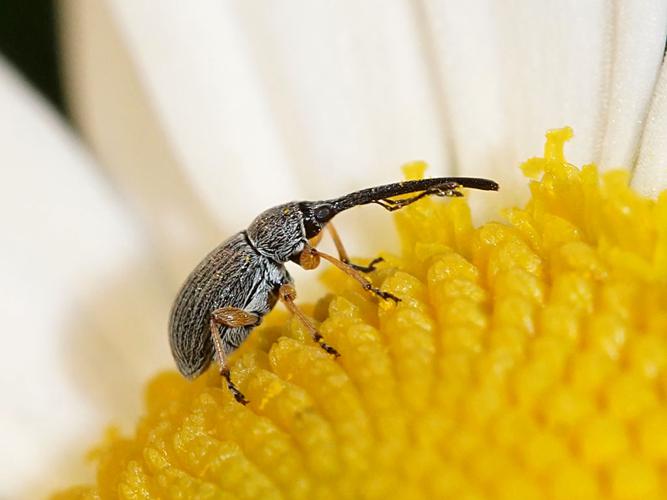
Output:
top-left (169, 176), bottom-right (499, 404)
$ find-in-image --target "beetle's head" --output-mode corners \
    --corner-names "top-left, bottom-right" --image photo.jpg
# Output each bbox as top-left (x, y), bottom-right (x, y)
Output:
top-left (297, 200), bottom-right (338, 239)
top-left (246, 200), bottom-right (338, 263)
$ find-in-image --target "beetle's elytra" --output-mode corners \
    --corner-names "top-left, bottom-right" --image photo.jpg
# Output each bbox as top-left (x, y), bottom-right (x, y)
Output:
top-left (169, 176), bottom-right (499, 404)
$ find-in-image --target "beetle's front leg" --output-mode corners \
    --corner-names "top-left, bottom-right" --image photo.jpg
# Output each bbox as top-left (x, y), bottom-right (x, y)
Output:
top-left (302, 245), bottom-right (400, 303)
top-left (210, 307), bottom-right (259, 405)
top-left (373, 182), bottom-right (462, 211)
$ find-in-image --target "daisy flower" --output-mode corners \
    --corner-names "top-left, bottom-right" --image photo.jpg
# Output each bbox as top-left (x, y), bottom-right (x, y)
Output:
top-left (2, 2), bottom-right (666, 498)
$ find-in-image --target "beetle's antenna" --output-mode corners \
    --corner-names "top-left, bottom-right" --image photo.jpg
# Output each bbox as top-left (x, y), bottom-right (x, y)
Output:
top-left (329, 177), bottom-right (498, 214)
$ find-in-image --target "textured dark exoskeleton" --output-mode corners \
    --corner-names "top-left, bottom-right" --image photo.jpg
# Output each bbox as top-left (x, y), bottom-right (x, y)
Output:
top-left (170, 176), bottom-right (499, 403)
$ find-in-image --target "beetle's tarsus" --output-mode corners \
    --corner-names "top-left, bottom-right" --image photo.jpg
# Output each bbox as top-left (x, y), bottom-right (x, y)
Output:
top-left (379, 290), bottom-right (401, 303)
top-left (312, 332), bottom-right (341, 357)
top-left (221, 366), bottom-right (249, 405)
top-left (363, 282), bottom-right (401, 302)
top-left (350, 256), bottom-right (384, 273)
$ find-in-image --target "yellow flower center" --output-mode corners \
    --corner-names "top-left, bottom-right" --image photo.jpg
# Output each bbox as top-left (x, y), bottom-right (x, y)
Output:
top-left (55, 128), bottom-right (667, 500)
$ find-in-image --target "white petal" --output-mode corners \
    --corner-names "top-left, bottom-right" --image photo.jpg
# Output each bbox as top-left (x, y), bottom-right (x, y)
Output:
top-left (60, 0), bottom-right (222, 286)
top-left (104, 0), bottom-right (455, 255)
top-left (76, 1), bottom-right (667, 239)
top-left (422, 0), bottom-right (613, 216)
top-left (0, 60), bottom-right (170, 497)
top-left (633, 60), bottom-right (667, 197)
top-left (105, 0), bottom-right (301, 221)
top-left (599, 1), bottom-right (667, 172)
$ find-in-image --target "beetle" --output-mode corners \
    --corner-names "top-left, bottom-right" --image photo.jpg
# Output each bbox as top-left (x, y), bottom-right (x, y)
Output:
top-left (169, 176), bottom-right (499, 404)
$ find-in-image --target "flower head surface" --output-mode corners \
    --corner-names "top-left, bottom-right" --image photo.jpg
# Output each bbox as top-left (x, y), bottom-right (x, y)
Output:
top-left (56, 129), bottom-right (667, 499)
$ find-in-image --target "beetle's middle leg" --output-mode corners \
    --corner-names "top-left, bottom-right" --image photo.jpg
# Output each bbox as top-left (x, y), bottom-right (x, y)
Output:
top-left (326, 223), bottom-right (384, 273)
top-left (308, 223), bottom-right (382, 273)
top-left (279, 283), bottom-right (340, 357)
top-left (210, 307), bottom-right (259, 405)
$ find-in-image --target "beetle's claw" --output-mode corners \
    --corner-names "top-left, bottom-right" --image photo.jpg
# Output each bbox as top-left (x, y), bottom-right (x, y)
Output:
top-left (228, 384), bottom-right (249, 405)
top-left (433, 186), bottom-right (463, 198)
top-left (234, 392), bottom-right (250, 405)
top-left (322, 342), bottom-right (341, 358)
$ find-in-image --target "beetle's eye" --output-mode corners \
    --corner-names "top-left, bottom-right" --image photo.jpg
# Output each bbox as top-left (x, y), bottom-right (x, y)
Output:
top-left (315, 205), bottom-right (332, 221)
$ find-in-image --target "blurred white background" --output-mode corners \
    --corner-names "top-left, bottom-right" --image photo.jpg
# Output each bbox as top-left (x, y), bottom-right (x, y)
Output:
top-left (1, 1), bottom-right (666, 497)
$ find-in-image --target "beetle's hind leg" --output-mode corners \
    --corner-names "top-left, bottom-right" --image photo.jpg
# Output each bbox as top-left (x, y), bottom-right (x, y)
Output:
top-left (210, 307), bottom-right (259, 405)
top-left (373, 182), bottom-right (462, 211)
top-left (279, 283), bottom-right (340, 357)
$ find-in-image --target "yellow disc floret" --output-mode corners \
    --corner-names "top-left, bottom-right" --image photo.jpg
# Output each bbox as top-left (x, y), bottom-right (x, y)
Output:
top-left (55, 128), bottom-right (667, 500)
